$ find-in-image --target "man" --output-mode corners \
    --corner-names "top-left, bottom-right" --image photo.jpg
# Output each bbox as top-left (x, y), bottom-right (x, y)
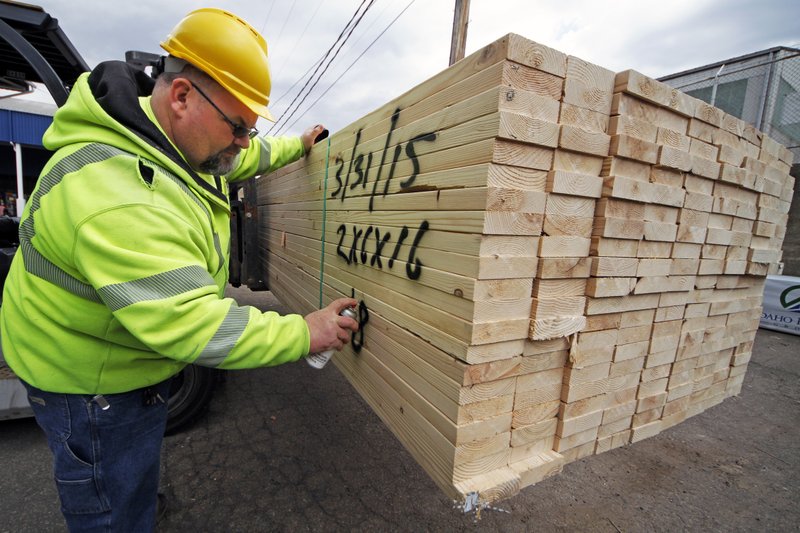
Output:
top-left (0, 8), bottom-right (357, 532)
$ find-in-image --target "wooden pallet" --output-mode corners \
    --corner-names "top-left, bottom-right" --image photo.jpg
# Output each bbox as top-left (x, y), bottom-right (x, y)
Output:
top-left (257, 33), bottom-right (795, 505)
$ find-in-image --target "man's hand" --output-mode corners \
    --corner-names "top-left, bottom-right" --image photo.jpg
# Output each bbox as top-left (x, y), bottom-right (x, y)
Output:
top-left (301, 124), bottom-right (328, 153)
top-left (304, 298), bottom-right (359, 354)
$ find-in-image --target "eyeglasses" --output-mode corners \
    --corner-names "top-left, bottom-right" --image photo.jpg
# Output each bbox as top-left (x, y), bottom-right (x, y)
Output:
top-left (190, 81), bottom-right (259, 139)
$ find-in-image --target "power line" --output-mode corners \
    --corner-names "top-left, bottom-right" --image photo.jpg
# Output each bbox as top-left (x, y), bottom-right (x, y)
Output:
top-left (267, 0), bottom-right (373, 134)
top-left (273, 0), bottom-right (299, 48)
top-left (339, 0), bottom-right (397, 54)
top-left (271, 56), bottom-right (324, 107)
top-left (274, 1), bottom-right (376, 135)
top-left (281, 0), bottom-right (417, 134)
top-left (266, 0), bottom-right (375, 135)
top-left (273, 0), bottom-right (326, 77)
top-left (259, 1), bottom-right (278, 37)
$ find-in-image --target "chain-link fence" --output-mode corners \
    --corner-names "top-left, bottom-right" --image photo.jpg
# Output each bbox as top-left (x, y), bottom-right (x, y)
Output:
top-left (660, 47), bottom-right (800, 172)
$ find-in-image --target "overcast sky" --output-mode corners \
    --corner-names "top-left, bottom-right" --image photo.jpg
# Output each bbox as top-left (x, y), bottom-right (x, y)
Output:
top-left (18, 0), bottom-right (800, 137)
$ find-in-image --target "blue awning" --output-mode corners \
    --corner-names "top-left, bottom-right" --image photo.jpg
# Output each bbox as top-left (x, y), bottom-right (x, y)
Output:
top-left (0, 108), bottom-right (51, 146)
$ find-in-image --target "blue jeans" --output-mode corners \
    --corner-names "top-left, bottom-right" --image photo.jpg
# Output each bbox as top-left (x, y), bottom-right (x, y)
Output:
top-left (23, 379), bottom-right (171, 532)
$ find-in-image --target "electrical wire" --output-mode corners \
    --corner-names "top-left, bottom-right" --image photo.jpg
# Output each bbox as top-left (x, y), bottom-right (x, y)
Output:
top-left (271, 56), bottom-right (325, 107)
top-left (273, 0), bottom-right (299, 48)
top-left (271, 1), bottom-right (368, 107)
top-left (281, 0), bottom-right (417, 134)
top-left (272, 0), bottom-right (377, 135)
top-left (259, 1), bottom-right (277, 36)
top-left (266, 0), bottom-right (374, 135)
top-left (339, 0), bottom-right (397, 55)
top-left (273, 0), bottom-right (326, 76)
top-left (267, 0), bottom-right (372, 134)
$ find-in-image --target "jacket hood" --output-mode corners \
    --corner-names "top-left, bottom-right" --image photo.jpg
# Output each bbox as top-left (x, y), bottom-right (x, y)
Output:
top-left (43, 61), bottom-right (228, 205)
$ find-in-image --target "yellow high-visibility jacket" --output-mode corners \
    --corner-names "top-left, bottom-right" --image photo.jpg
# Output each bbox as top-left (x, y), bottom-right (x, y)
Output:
top-left (1, 61), bottom-right (310, 394)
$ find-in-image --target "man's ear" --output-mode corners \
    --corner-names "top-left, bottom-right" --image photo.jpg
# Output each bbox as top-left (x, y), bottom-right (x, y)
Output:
top-left (170, 78), bottom-right (192, 116)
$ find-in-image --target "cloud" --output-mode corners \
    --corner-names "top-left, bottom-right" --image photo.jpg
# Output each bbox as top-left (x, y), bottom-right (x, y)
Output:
top-left (15, 0), bottom-right (800, 136)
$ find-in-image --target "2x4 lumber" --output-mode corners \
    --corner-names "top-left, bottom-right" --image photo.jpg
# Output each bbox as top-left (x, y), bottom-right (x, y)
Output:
top-left (341, 332), bottom-right (511, 450)
top-left (332, 343), bottom-right (466, 497)
top-left (264, 216), bottom-right (539, 281)
top-left (559, 124), bottom-right (611, 156)
top-left (609, 114), bottom-right (657, 142)
top-left (264, 215), bottom-right (530, 283)
top-left (331, 33), bottom-right (564, 148)
top-left (656, 127), bottom-right (691, 151)
top-left (563, 55), bottom-right (616, 115)
top-left (611, 93), bottom-right (659, 124)
top-left (512, 399), bottom-right (561, 428)
top-left (510, 450), bottom-right (565, 490)
top-left (529, 316), bottom-right (587, 341)
top-left (546, 170), bottom-right (603, 198)
top-left (553, 149), bottom-right (605, 175)
top-left (614, 69), bottom-right (696, 117)
top-left (559, 103), bottom-right (609, 133)
top-left (272, 235), bottom-right (529, 345)
top-left (694, 100), bottom-right (723, 127)
top-left (260, 29), bottom-right (797, 504)
top-left (543, 215), bottom-right (595, 237)
top-left (609, 134), bottom-right (658, 164)
top-left (511, 417), bottom-right (558, 447)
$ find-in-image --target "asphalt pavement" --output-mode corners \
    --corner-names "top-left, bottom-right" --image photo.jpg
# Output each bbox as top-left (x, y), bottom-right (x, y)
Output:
top-left (1, 286), bottom-right (798, 532)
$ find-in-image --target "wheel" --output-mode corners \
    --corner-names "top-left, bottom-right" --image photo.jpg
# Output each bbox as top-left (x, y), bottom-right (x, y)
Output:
top-left (165, 365), bottom-right (222, 435)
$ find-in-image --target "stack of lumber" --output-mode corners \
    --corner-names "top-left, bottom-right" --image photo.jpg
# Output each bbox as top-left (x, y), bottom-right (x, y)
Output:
top-left (567, 69), bottom-right (795, 459)
top-left (257, 33), bottom-right (795, 506)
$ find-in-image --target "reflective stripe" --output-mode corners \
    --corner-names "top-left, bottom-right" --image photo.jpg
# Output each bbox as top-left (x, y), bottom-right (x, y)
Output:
top-left (20, 241), bottom-right (102, 303)
top-left (98, 265), bottom-right (215, 311)
top-left (195, 304), bottom-right (250, 367)
top-left (19, 143), bottom-right (227, 302)
top-left (255, 137), bottom-right (273, 175)
top-left (20, 144), bottom-right (131, 303)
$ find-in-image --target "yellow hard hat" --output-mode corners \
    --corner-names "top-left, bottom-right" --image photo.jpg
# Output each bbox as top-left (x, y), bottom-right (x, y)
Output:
top-left (160, 8), bottom-right (274, 121)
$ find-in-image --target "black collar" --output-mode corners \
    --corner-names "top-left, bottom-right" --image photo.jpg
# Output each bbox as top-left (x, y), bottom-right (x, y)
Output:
top-left (87, 61), bottom-right (227, 203)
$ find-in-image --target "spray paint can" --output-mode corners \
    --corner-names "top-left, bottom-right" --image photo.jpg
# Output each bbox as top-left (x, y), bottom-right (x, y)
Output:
top-left (306, 306), bottom-right (357, 369)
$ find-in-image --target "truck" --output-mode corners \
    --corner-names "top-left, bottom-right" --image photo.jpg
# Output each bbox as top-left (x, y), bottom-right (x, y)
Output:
top-left (0, 0), bottom-right (266, 433)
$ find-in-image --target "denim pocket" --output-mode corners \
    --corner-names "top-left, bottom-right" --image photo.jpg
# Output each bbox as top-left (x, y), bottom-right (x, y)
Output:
top-left (53, 439), bottom-right (110, 515)
top-left (26, 390), bottom-right (72, 443)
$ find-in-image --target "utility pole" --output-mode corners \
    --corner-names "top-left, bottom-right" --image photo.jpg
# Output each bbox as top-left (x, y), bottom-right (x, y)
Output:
top-left (449, 0), bottom-right (470, 66)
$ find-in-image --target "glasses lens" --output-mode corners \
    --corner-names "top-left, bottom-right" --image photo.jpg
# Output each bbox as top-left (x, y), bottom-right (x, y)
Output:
top-left (192, 82), bottom-right (257, 140)
top-left (231, 125), bottom-right (258, 139)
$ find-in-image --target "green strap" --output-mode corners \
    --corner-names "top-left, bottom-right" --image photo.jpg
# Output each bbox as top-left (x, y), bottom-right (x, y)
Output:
top-left (318, 136), bottom-right (332, 309)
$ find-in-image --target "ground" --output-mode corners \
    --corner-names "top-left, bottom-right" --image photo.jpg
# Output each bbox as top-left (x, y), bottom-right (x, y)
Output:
top-left (1, 286), bottom-right (798, 532)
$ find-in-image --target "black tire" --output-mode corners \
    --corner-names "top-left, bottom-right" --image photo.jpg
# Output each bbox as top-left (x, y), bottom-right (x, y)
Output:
top-left (165, 365), bottom-right (222, 435)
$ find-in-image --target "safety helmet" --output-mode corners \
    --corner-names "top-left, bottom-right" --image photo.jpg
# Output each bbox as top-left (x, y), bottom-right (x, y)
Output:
top-left (160, 8), bottom-right (274, 121)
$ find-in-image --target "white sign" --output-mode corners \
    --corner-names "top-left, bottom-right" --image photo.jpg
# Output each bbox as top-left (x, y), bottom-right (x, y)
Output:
top-left (760, 275), bottom-right (800, 336)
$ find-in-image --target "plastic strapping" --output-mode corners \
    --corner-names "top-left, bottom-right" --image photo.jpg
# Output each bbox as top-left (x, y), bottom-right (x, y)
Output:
top-left (318, 135), bottom-right (332, 309)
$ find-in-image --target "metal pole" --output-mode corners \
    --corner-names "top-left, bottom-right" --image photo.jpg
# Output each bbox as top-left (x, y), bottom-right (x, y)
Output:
top-left (12, 142), bottom-right (25, 216)
top-left (756, 51), bottom-right (775, 132)
top-left (709, 64), bottom-right (725, 106)
top-left (449, 0), bottom-right (470, 66)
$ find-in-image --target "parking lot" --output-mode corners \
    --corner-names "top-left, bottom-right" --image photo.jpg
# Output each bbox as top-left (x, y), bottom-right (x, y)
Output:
top-left (2, 286), bottom-right (798, 532)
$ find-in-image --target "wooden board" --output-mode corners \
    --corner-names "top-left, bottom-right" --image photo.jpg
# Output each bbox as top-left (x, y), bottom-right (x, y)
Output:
top-left (257, 32), bottom-right (795, 506)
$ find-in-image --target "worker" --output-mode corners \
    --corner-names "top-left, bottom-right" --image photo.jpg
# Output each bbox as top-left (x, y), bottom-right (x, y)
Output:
top-left (0, 7), bottom-right (357, 532)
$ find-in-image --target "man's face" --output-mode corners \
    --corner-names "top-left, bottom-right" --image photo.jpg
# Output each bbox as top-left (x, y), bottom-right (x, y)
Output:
top-left (183, 81), bottom-right (258, 175)
top-left (197, 143), bottom-right (241, 175)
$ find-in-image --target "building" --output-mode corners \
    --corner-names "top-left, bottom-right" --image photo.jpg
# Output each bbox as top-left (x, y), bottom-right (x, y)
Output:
top-left (660, 46), bottom-right (800, 276)
top-left (0, 94), bottom-right (54, 217)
